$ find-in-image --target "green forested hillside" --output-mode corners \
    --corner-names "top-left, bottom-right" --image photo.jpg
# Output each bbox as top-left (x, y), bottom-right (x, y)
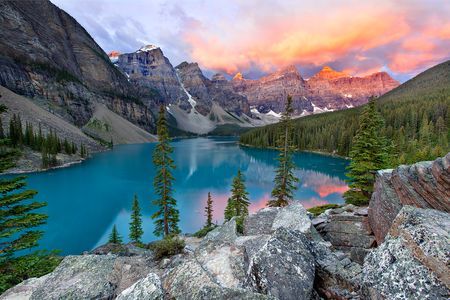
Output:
top-left (240, 60), bottom-right (450, 166)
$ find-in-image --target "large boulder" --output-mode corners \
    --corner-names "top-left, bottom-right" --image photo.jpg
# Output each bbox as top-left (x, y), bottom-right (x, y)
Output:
top-left (244, 202), bottom-right (311, 236)
top-left (247, 227), bottom-right (315, 299)
top-left (162, 258), bottom-right (268, 300)
top-left (116, 273), bottom-right (163, 300)
top-left (369, 153), bottom-right (450, 244)
top-left (314, 205), bottom-right (376, 264)
top-left (310, 240), bottom-right (362, 299)
top-left (362, 206), bottom-right (450, 299)
top-left (1, 254), bottom-right (153, 300)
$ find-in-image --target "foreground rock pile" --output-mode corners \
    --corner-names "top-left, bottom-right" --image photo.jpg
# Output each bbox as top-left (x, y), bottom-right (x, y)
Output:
top-left (2, 202), bottom-right (449, 299)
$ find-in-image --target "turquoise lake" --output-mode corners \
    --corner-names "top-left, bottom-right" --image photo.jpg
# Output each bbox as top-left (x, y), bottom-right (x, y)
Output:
top-left (6, 137), bottom-right (349, 255)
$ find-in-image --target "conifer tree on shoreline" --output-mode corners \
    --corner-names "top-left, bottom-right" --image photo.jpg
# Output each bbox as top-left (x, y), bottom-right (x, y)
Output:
top-left (224, 170), bottom-right (250, 221)
top-left (205, 192), bottom-right (213, 228)
top-left (152, 105), bottom-right (180, 237)
top-left (268, 95), bottom-right (299, 207)
top-left (344, 98), bottom-right (389, 205)
top-left (129, 194), bottom-right (143, 245)
top-left (108, 225), bottom-right (122, 244)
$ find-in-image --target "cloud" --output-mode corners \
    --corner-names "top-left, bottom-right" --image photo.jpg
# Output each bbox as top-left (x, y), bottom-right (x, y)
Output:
top-left (51, 0), bottom-right (450, 81)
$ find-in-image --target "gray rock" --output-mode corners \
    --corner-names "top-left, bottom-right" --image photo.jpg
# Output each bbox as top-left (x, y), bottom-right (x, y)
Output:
top-left (198, 218), bottom-right (238, 252)
top-left (0, 275), bottom-right (49, 300)
top-left (196, 286), bottom-right (275, 300)
top-left (362, 206), bottom-right (450, 299)
top-left (162, 259), bottom-right (217, 299)
top-left (271, 202), bottom-right (312, 234)
top-left (244, 207), bottom-right (279, 235)
top-left (248, 228), bottom-right (315, 299)
top-left (116, 273), bottom-right (163, 300)
top-left (310, 241), bottom-right (362, 298)
top-left (23, 254), bottom-right (152, 300)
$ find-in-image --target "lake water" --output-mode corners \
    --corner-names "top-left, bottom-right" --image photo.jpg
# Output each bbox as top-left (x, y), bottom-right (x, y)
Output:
top-left (4, 137), bottom-right (349, 255)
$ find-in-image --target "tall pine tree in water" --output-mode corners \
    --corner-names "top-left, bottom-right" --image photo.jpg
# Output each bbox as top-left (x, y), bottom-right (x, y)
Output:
top-left (205, 192), bottom-right (213, 228)
top-left (224, 170), bottom-right (250, 221)
top-left (129, 194), bottom-right (143, 245)
top-left (344, 98), bottom-right (389, 205)
top-left (152, 105), bottom-right (180, 237)
top-left (267, 95), bottom-right (299, 207)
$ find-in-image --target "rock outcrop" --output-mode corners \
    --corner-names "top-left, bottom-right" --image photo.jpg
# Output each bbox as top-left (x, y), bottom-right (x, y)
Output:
top-left (362, 206), bottom-right (450, 299)
top-left (313, 205), bottom-right (376, 264)
top-left (369, 153), bottom-right (450, 243)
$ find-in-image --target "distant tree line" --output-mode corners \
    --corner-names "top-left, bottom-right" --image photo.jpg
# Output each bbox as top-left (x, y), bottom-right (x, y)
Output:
top-left (3, 113), bottom-right (88, 169)
top-left (240, 92), bottom-right (449, 167)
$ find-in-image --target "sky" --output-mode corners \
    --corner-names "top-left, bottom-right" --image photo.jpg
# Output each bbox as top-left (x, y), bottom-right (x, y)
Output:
top-left (51, 0), bottom-right (450, 82)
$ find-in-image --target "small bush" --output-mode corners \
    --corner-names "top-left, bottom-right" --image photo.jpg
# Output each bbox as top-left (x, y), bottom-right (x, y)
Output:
top-left (193, 225), bottom-right (216, 238)
top-left (307, 204), bottom-right (341, 217)
top-left (148, 237), bottom-right (185, 260)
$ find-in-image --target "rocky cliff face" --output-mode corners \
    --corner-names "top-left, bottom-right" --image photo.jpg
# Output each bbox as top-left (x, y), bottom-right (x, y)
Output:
top-left (115, 46), bottom-right (189, 110)
top-left (232, 65), bottom-right (312, 114)
top-left (369, 152), bottom-right (450, 244)
top-left (307, 68), bottom-right (400, 110)
top-left (232, 66), bottom-right (399, 115)
top-left (0, 0), bottom-right (155, 131)
top-left (113, 48), bottom-right (252, 133)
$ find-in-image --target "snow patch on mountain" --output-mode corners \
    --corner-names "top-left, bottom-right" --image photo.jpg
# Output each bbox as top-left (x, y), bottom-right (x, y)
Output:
top-left (137, 45), bottom-right (159, 52)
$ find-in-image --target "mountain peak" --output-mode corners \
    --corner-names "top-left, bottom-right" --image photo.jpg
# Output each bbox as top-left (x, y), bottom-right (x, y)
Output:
top-left (137, 45), bottom-right (160, 52)
top-left (313, 66), bottom-right (348, 80)
top-left (233, 72), bottom-right (244, 80)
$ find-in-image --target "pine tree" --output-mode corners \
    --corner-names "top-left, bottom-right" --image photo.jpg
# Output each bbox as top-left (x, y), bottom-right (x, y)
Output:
top-left (224, 170), bottom-right (250, 221)
top-left (267, 95), bottom-right (299, 207)
top-left (0, 176), bottom-right (47, 264)
top-left (152, 105), bottom-right (180, 237)
top-left (108, 225), bottom-right (122, 244)
top-left (205, 192), bottom-right (213, 228)
top-left (343, 98), bottom-right (389, 205)
top-left (129, 195), bottom-right (143, 245)
top-left (224, 198), bottom-right (234, 222)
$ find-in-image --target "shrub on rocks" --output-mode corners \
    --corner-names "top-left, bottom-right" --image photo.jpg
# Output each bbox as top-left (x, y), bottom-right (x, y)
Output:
top-left (148, 237), bottom-right (185, 260)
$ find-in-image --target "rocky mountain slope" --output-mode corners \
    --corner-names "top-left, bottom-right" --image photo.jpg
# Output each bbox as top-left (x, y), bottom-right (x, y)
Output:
top-left (232, 65), bottom-right (399, 115)
top-left (3, 153), bottom-right (449, 299)
top-left (112, 47), bottom-right (254, 134)
top-left (0, 0), bottom-right (155, 134)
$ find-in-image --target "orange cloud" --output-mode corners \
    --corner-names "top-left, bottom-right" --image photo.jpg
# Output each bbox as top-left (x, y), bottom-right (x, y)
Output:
top-left (180, 1), bottom-right (450, 77)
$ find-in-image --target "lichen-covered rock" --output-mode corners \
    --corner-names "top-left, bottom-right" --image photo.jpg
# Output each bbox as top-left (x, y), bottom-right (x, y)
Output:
top-left (6, 254), bottom-right (154, 300)
top-left (362, 206), bottom-right (450, 299)
top-left (162, 259), bottom-right (217, 299)
top-left (116, 273), bottom-right (163, 300)
top-left (248, 227), bottom-right (315, 299)
top-left (199, 217), bottom-right (238, 250)
top-left (314, 205), bottom-right (376, 264)
top-left (271, 202), bottom-right (312, 234)
top-left (369, 153), bottom-right (450, 244)
top-left (0, 275), bottom-right (49, 300)
top-left (244, 208), bottom-right (279, 235)
top-left (244, 202), bottom-right (311, 236)
top-left (310, 240), bottom-right (362, 299)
